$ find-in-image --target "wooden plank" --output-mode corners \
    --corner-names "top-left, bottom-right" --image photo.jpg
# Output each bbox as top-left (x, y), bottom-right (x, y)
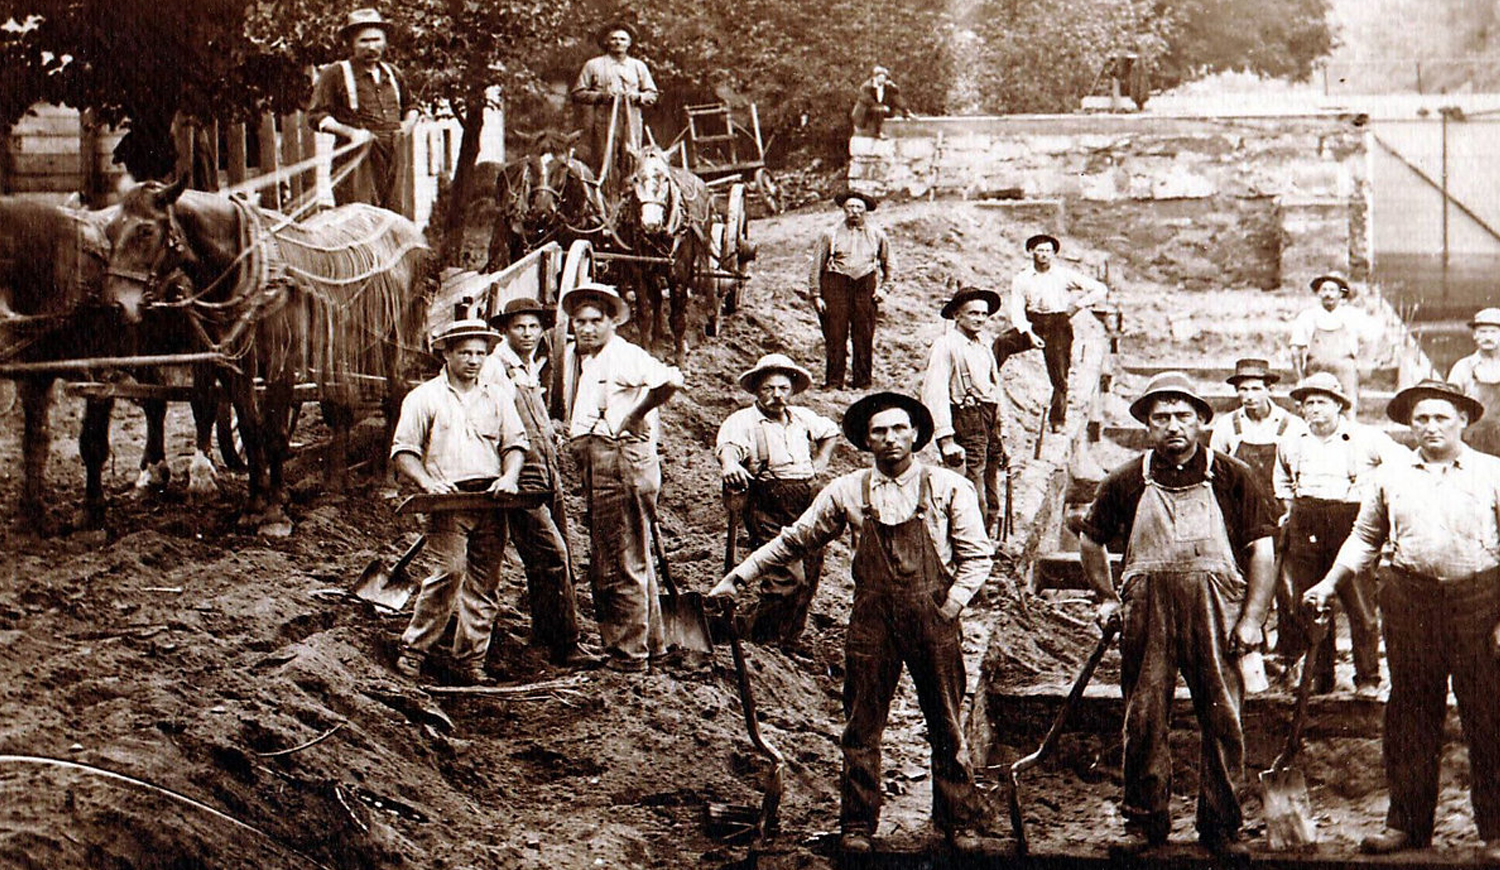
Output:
top-left (280, 112), bottom-right (305, 201)
top-left (79, 109), bottom-right (103, 207)
top-left (257, 113), bottom-right (279, 207)
top-left (11, 112), bottom-right (83, 137)
top-left (204, 120), bottom-right (220, 184)
top-left (7, 134), bottom-right (84, 155)
top-left (8, 152), bottom-right (83, 177)
top-left (6, 173), bottom-right (83, 192)
top-left (225, 122), bottom-right (248, 187)
top-left (1034, 551), bottom-right (1121, 591)
top-left (172, 119), bottom-right (194, 182)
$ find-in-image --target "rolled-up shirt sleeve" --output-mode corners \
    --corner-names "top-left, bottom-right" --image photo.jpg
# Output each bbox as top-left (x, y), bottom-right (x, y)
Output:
top-left (943, 477), bottom-right (993, 607)
top-left (1333, 481), bottom-right (1389, 575)
top-left (390, 388), bottom-right (431, 460)
top-left (714, 411), bottom-right (752, 465)
top-left (498, 394), bottom-right (529, 457)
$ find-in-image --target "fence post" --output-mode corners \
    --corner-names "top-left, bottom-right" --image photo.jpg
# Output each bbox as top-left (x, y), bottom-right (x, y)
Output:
top-left (225, 122), bottom-right (247, 188)
top-left (79, 108), bottom-right (103, 207)
top-left (258, 113), bottom-right (279, 208)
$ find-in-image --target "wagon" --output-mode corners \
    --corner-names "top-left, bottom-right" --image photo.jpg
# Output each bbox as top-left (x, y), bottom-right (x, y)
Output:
top-left (679, 102), bottom-right (781, 215)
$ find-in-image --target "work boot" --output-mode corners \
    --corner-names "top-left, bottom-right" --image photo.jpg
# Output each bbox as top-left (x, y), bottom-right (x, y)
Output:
top-left (394, 649), bottom-right (424, 679)
top-left (451, 663), bottom-right (496, 687)
top-left (1113, 817), bottom-right (1169, 855)
top-left (1360, 828), bottom-right (1418, 854)
top-left (605, 655), bottom-right (648, 673)
top-left (1354, 680), bottom-right (1381, 700)
top-left (943, 826), bottom-right (983, 854)
top-left (839, 830), bottom-right (874, 854)
top-left (552, 643), bottom-right (606, 670)
top-left (1199, 829), bottom-right (1250, 860)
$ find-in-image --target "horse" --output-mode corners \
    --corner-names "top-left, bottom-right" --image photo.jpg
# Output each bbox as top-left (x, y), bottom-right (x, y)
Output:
top-left (0, 199), bottom-right (222, 530)
top-left (615, 145), bottom-right (716, 365)
top-left (484, 130), bottom-right (606, 272)
top-left (102, 177), bottom-right (431, 534)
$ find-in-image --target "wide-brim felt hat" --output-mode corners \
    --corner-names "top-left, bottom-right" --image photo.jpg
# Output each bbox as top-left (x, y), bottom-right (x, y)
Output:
top-left (1309, 273), bottom-right (1352, 296)
top-left (338, 8), bottom-right (396, 41)
top-left (1289, 372), bottom-right (1352, 409)
top-left (842, 392), bottom-right (934, 452)
top-left (594, 22), bottom-right (637, 49)
top-left (1470, 307), bottom-right (1500, 329)
top-left (1387, 379), bottom-right (1485, 425)
top-left (560, 282), bottom-right (630, 325)
top-left (834, 190), bottom-right (878, 211)
top-left (1129, 371), bottom-right (1214, 424)
top-left (940, 286), bottom-right (1002, 319)
top-left (489, 296), bottom-right (555, 329)
top-left (1225, 357), bottom-right (1280, 386)
top-left (738, 353), bottom-right (813, 394)
top-left (1025, 233), bottom-right (1060, 252)
top-left (432, 318), bottom-right (502, 350)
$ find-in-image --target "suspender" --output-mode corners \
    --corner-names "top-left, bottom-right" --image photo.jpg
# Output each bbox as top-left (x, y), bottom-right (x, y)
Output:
top-left (339, 60), bottom-right (400, 112)
top-left (750, 422), bottom-right (771, 478)
top-left (860, 467), bottom-right (931, 523)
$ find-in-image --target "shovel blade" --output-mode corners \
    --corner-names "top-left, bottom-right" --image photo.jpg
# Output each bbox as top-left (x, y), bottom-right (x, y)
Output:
top-left (660, 590), bottom-right (714, 655)
top-left (1260, 767), bottom-right (1317, 850)
top-left (352, 562), bottom-right (415, 612)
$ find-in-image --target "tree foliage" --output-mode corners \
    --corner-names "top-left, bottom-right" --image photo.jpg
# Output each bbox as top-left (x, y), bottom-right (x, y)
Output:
top-left (1153, 0), bottom-right (1336, 87)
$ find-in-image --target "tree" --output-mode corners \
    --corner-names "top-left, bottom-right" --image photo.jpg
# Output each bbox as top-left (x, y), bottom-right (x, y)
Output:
top-left (1153, 0), bottom-right (1336, 87)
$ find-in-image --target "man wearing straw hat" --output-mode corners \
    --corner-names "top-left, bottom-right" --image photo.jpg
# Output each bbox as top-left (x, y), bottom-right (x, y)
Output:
top-left (715, 353), bottom-right (839, 646)
top-left (558, 283), bottom-right (684, 672)
top-left (1005, 232), bottom-right (1108, 432)
top-left (309, 8), bottom-right (418, 210)
top-left (1209, 358), bottom-right (1307, 492)
top-left (1305, 380), bottom-right (1500, 862)
top-left (389, 319), bottom-right (529, 685)
top-left (1448, 306), bottom-right (1500, 455)
top-left (923, 285), bottom-right (1007, 537)
top-left (808, 190), bottom-right (893, 390)
top-left (1079, 372), bottom-right (1278, 856)
top-left (710, 392), bottom-right (992, 855)
top-left (572, 22), bottom-right (658, 178)
top-left (482, 297), bottom-right (604, 670)
top-left (1273, 372), bottom-right (1402, 697)
top-left (1290, 272), bottom-right (1367, 414)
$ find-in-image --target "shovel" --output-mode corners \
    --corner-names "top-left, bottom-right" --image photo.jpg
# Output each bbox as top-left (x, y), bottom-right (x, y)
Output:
top-left (1260, 612), bottom-right (1328, 850)
top-left (1009, 619), bottom-right (1119, 856)
top-left (648, 513), bottom-right (715, 656)
top-left (352, 535), bottom-right (426, 611)
top-left (705, 598), bottom-right (784, 844)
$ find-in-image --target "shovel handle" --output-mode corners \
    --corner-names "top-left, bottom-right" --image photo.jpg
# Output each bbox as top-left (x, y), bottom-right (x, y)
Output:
top-left (1274, 612), bottom-right (1330, 771)
top-left (390, 535), bottom-right (427, 577)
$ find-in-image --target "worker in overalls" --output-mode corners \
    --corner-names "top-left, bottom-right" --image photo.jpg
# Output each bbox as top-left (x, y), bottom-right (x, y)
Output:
top-left (711, 392), bottom-right (993, 856)
top-left (1448, 307), bottom-right (1500, 456)
top-left (1291, 273), bottom-right (1366, 415)
top-left (1079, 372), bottom-right (1278, 857)
top-left (1272, 372), bottom-right (1403, 696)
top-left (1209, 357), bottom-right (1307, 499)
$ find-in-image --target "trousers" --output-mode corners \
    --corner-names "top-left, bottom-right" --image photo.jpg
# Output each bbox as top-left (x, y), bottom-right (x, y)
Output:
top-left (1378, 565), bottom-right (1500, 844)
top-left (506, 503), bottom-right (581, 654)
top-left (951, 402), bottom-right (1003, 533)
top-left (402, 508), bottom-right (508, 666)
top-left (572, 435), bottom-right (665, 662)
top-left (1279, 498), bottom-right (1379, 688)
top-left (1027, 311), bottom-right (1073, 425)
top-left (820, 271), bottom-right (877, 388)
top-left (743, 477), bottom-right (824, 644)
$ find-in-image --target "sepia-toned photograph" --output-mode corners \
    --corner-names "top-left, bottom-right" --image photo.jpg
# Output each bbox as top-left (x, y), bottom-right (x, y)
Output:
top-left (0, 1), bottom-right (1497, 867)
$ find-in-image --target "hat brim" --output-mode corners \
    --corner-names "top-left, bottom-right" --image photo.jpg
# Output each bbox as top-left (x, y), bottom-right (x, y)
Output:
top-left (489, 307), bottom-right (556, 329)
top-left (1226, 372), bottom-right (1280, 386)
top-left (1025, 234), bottom-right (1060, 252)
top-left (738, 365), bottom-right (812, 395)
top-left (834, 192), bottom-right (878, 211)
top-left (940, 288), bottom-right (1002, 319)
top-left (1469, 318), bottom-right (1500, 329)
top-left (561, 289), bottom-right (630, 325)
top-left (1309, 274), bottom-right (1351, 296)
top-left (434, 329), bottom-right (502, 350)
top-left (1289, 385), bottom-right (1351, 409)
top-left (1387, 386), bottom-right (1484, 425)
top-left (1129, 390), bottom-right (1214, 425)
top-left (339, 21), bottom-right (396, 40)
top-left (842, 393), bottom-right (934, 452)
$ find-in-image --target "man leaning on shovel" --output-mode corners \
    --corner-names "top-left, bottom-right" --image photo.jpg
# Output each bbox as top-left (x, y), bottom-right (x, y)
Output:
top-left (1078, 372), bottom-right (1277, 858)
top-left (710, 392), bottom-right (993, 856)
top-left (389, 319), bottom-right (528, 686)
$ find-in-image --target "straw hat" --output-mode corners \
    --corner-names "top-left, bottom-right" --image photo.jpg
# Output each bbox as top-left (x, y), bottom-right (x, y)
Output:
top-left (1386, 379), bottom-right (1484, 425)
top-left (1289, 372), bottom-right (1352, 410)
top-left (738, 353), bottom-right (813, 394)
top-left (842, 392), bottom-right (934, 452)
top-left (560, 282), bottom-right (630, 325)
top-left (432, 318), bottom-right (501, 350)
top-left (1128, 371), bottom-right (1214, 424)
top-left (1469, 307), bottom-right (1500, 329)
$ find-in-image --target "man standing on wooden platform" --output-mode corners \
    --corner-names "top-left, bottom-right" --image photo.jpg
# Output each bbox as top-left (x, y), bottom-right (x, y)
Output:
top-left (1005, 233), bottom-right (1107, 432)
top-left (1448, 307), bottom-right (1500, 456)
top-left (711, 392), bottom-right (992, 856)
top-left (1273, 372), bottom-right (1401, 697)
top-left (483, 297), bottom-right (603, 670)
top-left (1305, 380), bottom-right (1500, 862)
top-left (809, 191), bottom-right (893, 390)
top-left (389, 320), bottom-right (528, 685)
top-left (309, 8), bottom-right (418, 211)
top-left (559, 283), bottom-right (684, 673)
top-left (715, 353), bottom-right (838, 647)
top-left (1079, 372), bottom-right (1277, 857)
top-left (923, 285), bottom-right (1007, 538)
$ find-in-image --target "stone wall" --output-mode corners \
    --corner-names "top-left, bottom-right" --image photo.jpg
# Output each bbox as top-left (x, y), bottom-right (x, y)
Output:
top-left (853, 114), bottom-right (1371, 289)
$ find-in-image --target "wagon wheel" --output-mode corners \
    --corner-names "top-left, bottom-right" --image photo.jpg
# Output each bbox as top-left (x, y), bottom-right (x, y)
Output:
top-left (719, 183), bottom-right (750, 317)
top-left (754, 168), bottom-right (782, 215)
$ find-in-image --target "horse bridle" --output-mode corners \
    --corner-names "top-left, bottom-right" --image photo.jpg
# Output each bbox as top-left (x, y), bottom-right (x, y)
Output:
top-left (104, 205), bottom-right (190, 307)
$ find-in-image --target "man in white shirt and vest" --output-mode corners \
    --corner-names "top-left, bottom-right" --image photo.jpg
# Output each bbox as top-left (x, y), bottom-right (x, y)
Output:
top-left (1273, 372), bottom-right (1403, 696)
top-left (389, 319), bottom-right (529, 685)
top-left (558, 283), bottom-right (684, 672)
top-left (1448, 307), bottom-right (1500, 456)
top-left (308, 8), bottom-right (418, 210)
top-left (711, 392), bottom-right (993, 856)
top-left (923, 285), bottom-right (1007, 537)
top-left (715, 354), bottom-right (839, 646)
top-left (1290, 273), bottom-right (1366, 415)
top-left (1007, 233), bottom-right (1107, 432)
top-left (1209, 358), bottom-right (1307, 493)
top-left (1305, 380), bottom-right (1500, 862)
top-left (808, 191), bottom-right (893, 390)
